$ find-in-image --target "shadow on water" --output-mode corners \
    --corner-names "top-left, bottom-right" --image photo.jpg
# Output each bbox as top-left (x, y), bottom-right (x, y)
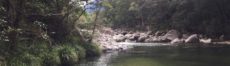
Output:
top-left (77, 43), bottom-right (230, 66)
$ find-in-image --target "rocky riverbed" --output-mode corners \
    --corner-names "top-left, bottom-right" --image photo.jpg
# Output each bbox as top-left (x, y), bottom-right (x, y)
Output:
top-left (91, 28), bottom-right (229, 52)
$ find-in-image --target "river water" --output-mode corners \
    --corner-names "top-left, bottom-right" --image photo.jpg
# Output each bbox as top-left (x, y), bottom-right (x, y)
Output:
top-left (77, 43), bottom-right (230, 66)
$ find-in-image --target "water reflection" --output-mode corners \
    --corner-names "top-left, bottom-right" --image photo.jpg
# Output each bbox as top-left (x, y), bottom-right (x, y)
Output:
top-left (78, 52), bottom-right (119, 66)
top-left (77, 43), bottom-right (230, 66)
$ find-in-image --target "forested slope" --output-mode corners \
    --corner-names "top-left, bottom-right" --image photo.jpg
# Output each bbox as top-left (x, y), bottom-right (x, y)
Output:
top-left (0, 0), bottom-right (100, 66)
top-left (101, 0), bottom-right (230, 39)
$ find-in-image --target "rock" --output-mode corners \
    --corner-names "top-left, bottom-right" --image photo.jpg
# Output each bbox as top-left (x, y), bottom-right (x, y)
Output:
top-left (185, 34), bottom-right (200, 43)
top-left (144, 35), bottom-right (154, 42)
top-left (164, 29), bottom-right (180, 41)
top-left (130, 33), bottom-right (140, 41)
top-left (113, 34), bottom-right (126, 42)
top-left (125, 39), bottom-right (135, 42)
top-left (121, 31), bottom-right (128, 35)
top-left (200, 38), bottom-right (212, 44)
top-left (147, 36), bottom-right (170, 42)
top-left (219, 35), bottom-right (225, 41)
top-left (182, 34), bottom-right (190, 39)
top-left (145, 37), bottom-right (153, 42)
top-left (147, 31), bottom-right (153, 35)
top-left (137, 33), bottom-right (149, 42)
top-left (154, 31), bottom-right (165, 36)
top-left (171, 38), bottom-right (184, 44)
top-left (125, 34), bottom-right (133, 40)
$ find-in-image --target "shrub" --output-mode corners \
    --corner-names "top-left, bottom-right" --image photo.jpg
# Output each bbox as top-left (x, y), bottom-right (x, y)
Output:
top-left (43, 49), bottom-right (61, 66)
top-left (7, 52), bottom-right (42, 66)
top-left (59, 46), bottom-right (79, 66)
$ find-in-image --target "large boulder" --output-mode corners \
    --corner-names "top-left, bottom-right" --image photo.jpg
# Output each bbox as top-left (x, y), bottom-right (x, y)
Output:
top-left (185, 34), bottom-right (200, 43)
top-left (113, 34), bottom-right (126, 42)
top-left (163, 30), bottom-right (180, 41)
top-left (171, 38), bottom-right (184, 44)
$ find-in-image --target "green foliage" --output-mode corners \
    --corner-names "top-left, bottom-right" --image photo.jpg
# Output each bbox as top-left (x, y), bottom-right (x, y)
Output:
top-left (0, 0), bottom-right (101, 65)
top-left (7, 52), bottom-right (42, 66)
top-left (101, 0), bottom-right (230, 38)
top-left (81, 43), bottom-right (102, 57)
top-left (74, 45), bottom-right (86, 59)
top-left (43, 47), bottom-right (61, 66)
top-left (64, 35), bottom-right (101, 57)
top-left (59, 46), bottom-right (79, 66)
top-left (3, 39), bottom-right (100, 66)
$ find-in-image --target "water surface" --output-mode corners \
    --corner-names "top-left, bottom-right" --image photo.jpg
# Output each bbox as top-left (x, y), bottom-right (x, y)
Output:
top-left (77, 43), bottom-right (230, 66)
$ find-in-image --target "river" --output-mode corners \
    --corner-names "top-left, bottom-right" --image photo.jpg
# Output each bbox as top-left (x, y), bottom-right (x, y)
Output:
top-left (77, 43), bottom-right (230, 66)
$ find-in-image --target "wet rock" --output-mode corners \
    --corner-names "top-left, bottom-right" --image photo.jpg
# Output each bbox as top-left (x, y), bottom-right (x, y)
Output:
top-left (185, 34), bottom-right (200, 43)
top-left (200, 38), bottom-right (212, 44)
top-left (171, 38), bottom-right (184, 44)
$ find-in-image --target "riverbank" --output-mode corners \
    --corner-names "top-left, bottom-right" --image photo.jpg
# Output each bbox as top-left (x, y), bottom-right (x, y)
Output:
top-left (92, 27), bottom-right (230, 52)
top-left (0, 35), bottom-right (101, 66)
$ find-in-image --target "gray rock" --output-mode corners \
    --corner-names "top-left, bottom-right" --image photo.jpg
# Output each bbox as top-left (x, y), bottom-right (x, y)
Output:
top-left (137, 33), bottom-right (149, 42)
top-left (147, 31), bottom-right (153, 35)
top-left (164, 29), bottom-right (180, 41)
top-left (149, 36), bottom-right (170, 42)
top-left (200, 38), bottom-right (212, 44)
top-left (113, 34), bottom-right (126, 42)
top-left (154, 31), bottom-right (165, 36)
top-left (130, 33), bottom-right (140, 41)
top-left (125, 34), bottom-right (133, 40)
top-left (185, 34), bottom-right (200, 43)
top-left (171, 38), bottom-right (184, 44)
top-left (182, 34), bottom-right (190, 39)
